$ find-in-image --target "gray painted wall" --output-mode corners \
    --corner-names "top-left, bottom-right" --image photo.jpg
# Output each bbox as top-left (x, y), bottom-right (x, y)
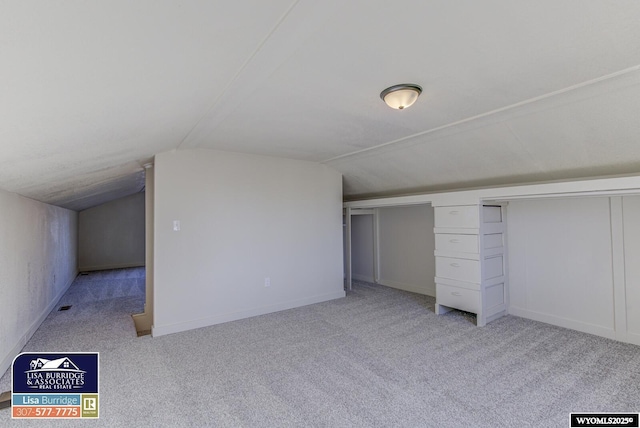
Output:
top-left (377, 205), bottom-right (435, 296)
top-left (351, 215), bottom-right (375, 282)
top-left (0, 188), bottom-right (78, 376)
top-left (507, 197), bottom-right (615, 338)
top-left (349, 205), bottom-right (435, 296)
top-left (78, 192), bottom-right (145, 271)
top-left (152, 149), bottom-right (345, 336)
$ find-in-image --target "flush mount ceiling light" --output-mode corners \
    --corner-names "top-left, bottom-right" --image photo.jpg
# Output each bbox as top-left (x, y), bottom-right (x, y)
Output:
top-left (380, 83), bottom-right (422, 110)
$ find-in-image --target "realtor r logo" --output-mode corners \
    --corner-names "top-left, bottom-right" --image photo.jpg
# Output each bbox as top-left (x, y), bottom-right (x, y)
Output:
top-left (82, 395), bottom-right (99, 418)
top-left (84, 397), bottom-right (95, 410)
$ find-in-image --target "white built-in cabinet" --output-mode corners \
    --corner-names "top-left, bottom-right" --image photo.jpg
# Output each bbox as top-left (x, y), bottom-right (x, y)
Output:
top-left (434, 204), bottom-right (507, 326)
top-left (345, 175), bottom-right (640, 344)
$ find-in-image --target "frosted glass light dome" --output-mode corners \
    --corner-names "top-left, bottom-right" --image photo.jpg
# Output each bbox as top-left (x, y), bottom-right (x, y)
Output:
top-left (380, 84), bottom-right (422, 110)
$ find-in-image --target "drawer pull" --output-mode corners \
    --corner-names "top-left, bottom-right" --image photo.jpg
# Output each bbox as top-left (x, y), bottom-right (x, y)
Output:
top-left (450, 263), bottom-right (460, 267)
top-left (449, 210), bottom-right (459, 215)
top-left (451, 291), bottom-right (462, 296)
top-left (449, 239), bottom-right (460, 243)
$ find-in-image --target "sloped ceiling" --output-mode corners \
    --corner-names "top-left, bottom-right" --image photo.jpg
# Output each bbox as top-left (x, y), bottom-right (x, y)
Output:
top-left (2, 1), bottom-right (640, 210)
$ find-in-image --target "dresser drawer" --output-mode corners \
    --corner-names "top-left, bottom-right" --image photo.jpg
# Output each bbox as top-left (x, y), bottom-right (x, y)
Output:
top-left (434, 206), bottom-right (479, 229)
top-left (435, 234), bottom-right (479, 253)
top-left (484, 255), bottom-right (504, 279)
top-left (482, 206), bottom-right (502, 223)
top-left (436, 256), bottom-right (480, 283)
top-left (437, 283), bottom-right (480, 313)
top-left (483, 233), bottom-right (503, 249)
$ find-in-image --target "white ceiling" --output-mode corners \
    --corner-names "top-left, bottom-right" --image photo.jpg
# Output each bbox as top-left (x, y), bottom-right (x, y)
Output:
top-left (3, 1), bottom-right (640, 210)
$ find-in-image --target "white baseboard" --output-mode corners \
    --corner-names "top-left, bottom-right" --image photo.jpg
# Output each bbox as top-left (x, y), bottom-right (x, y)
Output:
top-left (509, 306), bottom-right (616, 340)
top-left (626, 332), bottom-right (640, 346)
top-left (78, 262), bottom-right (144, 272)
top-left (352, 274), bottom-right (375, 283)
top-left (152, 290), bottom-right (346, 337)
top-left (0, 272), bottom-right (77, 378)
top-left (377, 278), bottom-right (435, 297)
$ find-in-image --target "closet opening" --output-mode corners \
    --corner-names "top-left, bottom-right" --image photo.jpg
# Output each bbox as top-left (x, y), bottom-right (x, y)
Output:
top-left (346, 204), bottom-right (435, 298)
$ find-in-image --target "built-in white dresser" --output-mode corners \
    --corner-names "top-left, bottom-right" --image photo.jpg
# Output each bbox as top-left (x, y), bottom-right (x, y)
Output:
top-left (434, 204), bottom-right (507, 326)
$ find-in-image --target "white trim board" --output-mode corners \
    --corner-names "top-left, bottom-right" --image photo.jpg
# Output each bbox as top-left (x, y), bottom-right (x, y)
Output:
top-left (509, 306), bottom-right (616, 341)
top-left (627, 332), bottom-right (640, 347)
top-left (344, 175), bottom-right (640, 209)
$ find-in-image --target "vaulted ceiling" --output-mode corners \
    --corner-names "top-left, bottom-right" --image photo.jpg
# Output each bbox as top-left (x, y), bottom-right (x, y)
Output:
top-left (3, 1), bottom-right (640, 210)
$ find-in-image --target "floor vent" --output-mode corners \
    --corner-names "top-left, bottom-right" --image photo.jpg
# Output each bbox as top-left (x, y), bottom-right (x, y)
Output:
top-left (59, 305), bottom-right (72, 311)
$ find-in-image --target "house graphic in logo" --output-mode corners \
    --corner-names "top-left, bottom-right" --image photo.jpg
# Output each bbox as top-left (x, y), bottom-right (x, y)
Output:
top-left (27, 357), bottom-right (84, 373)
top-left (23, 357), bottom-right (87, 389)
